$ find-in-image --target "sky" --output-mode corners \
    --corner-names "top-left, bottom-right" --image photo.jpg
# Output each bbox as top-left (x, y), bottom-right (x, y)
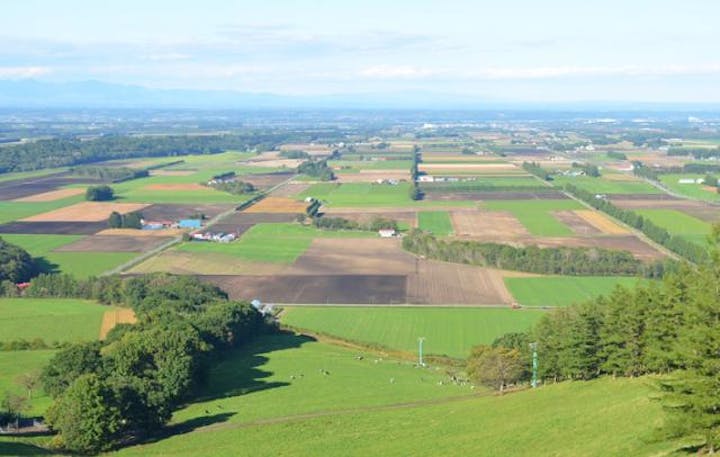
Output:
top-left (1, 0), bottom-right (719, 102)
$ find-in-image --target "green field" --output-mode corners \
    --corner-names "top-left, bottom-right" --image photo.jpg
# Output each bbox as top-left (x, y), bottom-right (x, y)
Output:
top-left (659, 174), bottom-right (720, 202)
top-left (505, 276), bottom-right (647, 307)
top-left (483, 200), bottom-right (582, 236)
top-left (299, 183), bottom-right (413, 207)
top-left (178, 223), bottom-right (375, 263)
top-left (0, 234), bottom-right (138, 277)
top-left (0, 350), bottom-right (56, 415)
top-left (0, 298), bottom-right (108, 342)
top-left (635, 209), bottom-right (711, 246)
top-left (417, 211), bottom-right (453, 235)
top-left (0, 334), bottom-right (680, 456)
top-left (553, 175), bottom-right (662, 194)
top-left (281, 307), bottom-right (544, 358)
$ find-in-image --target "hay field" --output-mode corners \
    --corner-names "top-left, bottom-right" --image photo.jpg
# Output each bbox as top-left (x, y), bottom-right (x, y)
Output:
top-left (244, 197), bottom-right (307, 213)
top-left (573, 210), bottom-right (629, 234)
top-left (13, 187), bottom-right (85, 202)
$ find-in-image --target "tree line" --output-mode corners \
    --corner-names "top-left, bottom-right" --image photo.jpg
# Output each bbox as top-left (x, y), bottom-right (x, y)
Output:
top-left (298, 159), bottom-right (334, 181)
top-left (0, 237), bottom-right (39, 284)
top-left (667, 146), bottom-right (720, 159)
top-left (485, 230), bottom-right (720, 452)
top-left (313, 215), bottom-right (399, 232)
top-left (19, 273), bottom-right (267, 454)
top-left (0, 133), bottom-right (293, 174)
top-left (565, 183), bottom-right (709, 263)
top-left (402, 229), bottom-right (669, 277)
top-left (633, 161), bottom-right (720, 181)
top-left (70, 166), bottom-right (149, 183)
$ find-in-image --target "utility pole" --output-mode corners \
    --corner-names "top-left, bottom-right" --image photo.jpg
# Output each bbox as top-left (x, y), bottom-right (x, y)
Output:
top-left (418, 337), bottom-right (426, 366)
top-left (529, 342), bottom-right (538, 388)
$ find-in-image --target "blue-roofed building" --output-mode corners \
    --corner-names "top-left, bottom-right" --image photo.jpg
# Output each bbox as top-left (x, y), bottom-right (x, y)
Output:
top-left (178, 219), bottom-right (202, 229)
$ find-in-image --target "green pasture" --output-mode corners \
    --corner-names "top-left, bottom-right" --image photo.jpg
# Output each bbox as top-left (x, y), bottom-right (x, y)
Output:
top-left (553, 175), bottom-right (662, 194)
top-left (281, 307), bottom-right (543, 358)
top-left (505, 276), bottom-right (647, 308)
top-left (658, 174), bottom-right (720, 202)
top-left (0, 350), bottom-right (56, 416)
top-left (0, 298), bottom-right (108, 342)
top-left (635, 209), bottom-right (711, 246)
top-left (417, 211), bottom-right (453, 235)
top-left (0, 196), bottom-right (85, 224)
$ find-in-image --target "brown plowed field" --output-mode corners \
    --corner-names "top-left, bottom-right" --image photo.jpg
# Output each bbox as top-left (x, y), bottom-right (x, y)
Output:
top-left (202, 274), bottom-right (407, 304)
top-left (13, 188), bottom-right (85, 202)
top-left (269, 183), bottom-right (311, 197)
top-left (244, 197), bottom-right (306, 213)
top-left (140, 203), bottom-right (233, 221)
top-left (407, 261), bottom-right (513, 305)
top-left (207, 212), bottom-right (298, 235)
top-left (245, 172), bottom-right (295, 189)
top-left (22, 202), bottom-right (149, 222)
top-left (0, 221), bottom-right (108, 235)
top-left (99, 308), bottom-right (137, 339)
top-left (512, 235), bottom-right (665, 261)
top-left (96, 228), bottom-right (187, 237)
top-left (553, 211), bottom-right (602, 236)
top-left (451, 210), bottom-right (528, 237)
top-left (419, 163), bottom-right (518, 171)
top-left (0, 173), bottom-right (102, 201)
top-left (286, 238), bottom-right (415, 275)
top-left (54, 235), bottom-right (173, 252)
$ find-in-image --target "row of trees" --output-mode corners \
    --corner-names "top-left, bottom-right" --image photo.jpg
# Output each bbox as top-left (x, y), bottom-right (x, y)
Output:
top-left (108, 211), bottom-right (142, 229)
top-left (565, 183), bottom-right (709, 263)
top-left (633, 161), bottom-right (720, 181)
top-left (297, 159), bottom-right (334, 181)
top-left (487, 230), bottom-right (720, 451)
top-left (85, 185), bottom-right (115, 201)
top-left (521, 162), bottom-right (551, 180)
top-left (208, 180), bottom-right (255, 195)
top-left (667, 146), bottom-right (720, 159)
top-left (71, 166), bottom-right (149, 183)
top-left (279, 150), bottom-right (310, 159)
top-left (313, 215), bottom-right (399, 232)
top-left (0, 237), bottom-right (39, 283)
top-left (0, 134), bottom-right (296, 174)
top-left (402, 229), bottom-right (668, 277)
top-left (36, 273), bottom-right (267, 453)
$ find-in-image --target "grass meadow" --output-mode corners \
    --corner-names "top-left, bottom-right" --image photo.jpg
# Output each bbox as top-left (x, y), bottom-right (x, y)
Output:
top-left (299, 183), bottom-right (413, 207)
top-left (281, 307), bottom-right (544, 358)
top-left (505, 276), bottom-right (647, 307)
top-left (659, 174), bottom-right (720, 202)
top-left (0, 298), bottom-right (108, 342)
top-left (417, 211), bottom-right (453, 235)
top-left (0, 350), bottom-right (56, 416)
top-left (635, 209), bottom-right (711, 246)
top-left (553, 175), bottom-right (662, 194)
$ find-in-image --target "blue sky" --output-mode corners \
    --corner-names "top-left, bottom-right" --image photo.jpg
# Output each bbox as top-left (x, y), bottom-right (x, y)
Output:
top-left (1, 0), bottom-right (718, 102)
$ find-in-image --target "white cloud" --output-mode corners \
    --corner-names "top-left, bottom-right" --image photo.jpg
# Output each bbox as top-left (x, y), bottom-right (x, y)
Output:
top-left (0, 66), bottom-right (51, 78)
top-left (360, 65), bottom-right (439, 79)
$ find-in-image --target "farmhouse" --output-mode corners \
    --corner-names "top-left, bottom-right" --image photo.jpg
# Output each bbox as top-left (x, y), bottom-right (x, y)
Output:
top-left (378, 228), bottom-right (396, 238)
top-left (418, 175), bottom-right (434, 183)
top-left (178, 219), bottom-right (203, 229)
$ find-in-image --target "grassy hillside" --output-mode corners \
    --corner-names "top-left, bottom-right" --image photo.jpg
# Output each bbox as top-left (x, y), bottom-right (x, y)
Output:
top-left (281, 307), bottom-right (544, 358)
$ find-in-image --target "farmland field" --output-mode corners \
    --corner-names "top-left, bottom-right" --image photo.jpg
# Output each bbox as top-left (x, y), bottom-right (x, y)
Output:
top-left (658, 174), bottom-right (720, 202)
top-left (482, 200), bottom-right (582, 236)
top-left (505, 276), bottom-right (647, 307)
top-left (177, 223), bottom-right (375, 263)
top-left (417, 211), bottom-right (453, 235)
top-left (299, 182), bottom-right (413, 207)
top-left (0, 197), bottom-right (86, 224)
top-left (0, 298), bottom-right (109, 342)
top-left (635, 208), bottom-right (711, 246)
top-left (281, 307), bottom-right (544, 357)
top-left (553, 175), bottom-right (662, 194)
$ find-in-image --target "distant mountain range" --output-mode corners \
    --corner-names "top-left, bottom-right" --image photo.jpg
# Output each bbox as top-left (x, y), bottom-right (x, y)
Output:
top-left (1, 79), bottom-right (720, 112)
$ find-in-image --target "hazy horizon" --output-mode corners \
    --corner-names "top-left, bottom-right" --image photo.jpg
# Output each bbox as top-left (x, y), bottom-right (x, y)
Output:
top-left (1, 0), bottom-right (719, 104)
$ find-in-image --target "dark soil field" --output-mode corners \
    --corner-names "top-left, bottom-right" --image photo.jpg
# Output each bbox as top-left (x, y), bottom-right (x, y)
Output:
top-left (246, 172), bottom-right (295, 190)
top-left (140, 203), bottom-right (234, 221)
top-left (423, 190), bottom-right (566, 201)
top-left (201, 274), bottom-right (408, 304)
top-left (206, 211), bottom-right (298, 235)
top-left (54, 235), bottom-right (174, 252)
top-left (0, 220), bottom-right (108, 235)
top-left (611, 198), bottom-right (720, 223)
top-left (553, 211), bottom-right (602, 235)
top-left (0, 172), bottom-right (101, 201)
